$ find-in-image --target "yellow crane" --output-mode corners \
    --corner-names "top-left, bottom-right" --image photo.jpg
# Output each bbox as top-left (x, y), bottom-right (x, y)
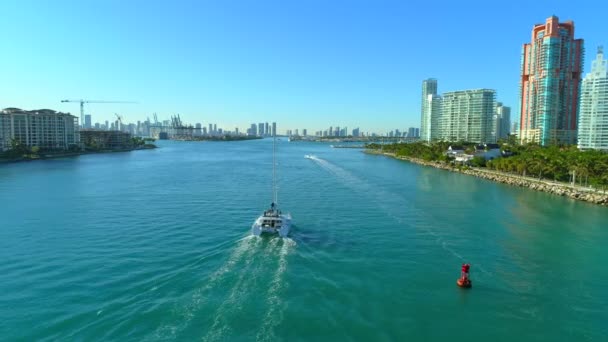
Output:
top-left (60, 99), bottom-right (136, 127)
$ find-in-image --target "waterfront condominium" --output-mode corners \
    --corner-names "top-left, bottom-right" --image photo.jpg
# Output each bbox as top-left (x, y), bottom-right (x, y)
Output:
top-left (578, 46), bottom-right (608, 151)
top-left (439, 89), bottom-right (496, 143)
top-left (494, 102), bottom-right (511, 141)
top-left (519, 16), bottom-right (584, 146)
top-left (0, 108), bottom-right (80, 151)
top-left (420, 78), bottom-right (438, 142)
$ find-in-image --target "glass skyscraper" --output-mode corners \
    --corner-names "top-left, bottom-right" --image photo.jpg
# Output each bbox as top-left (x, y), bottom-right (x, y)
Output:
top-left (519, 16), bottom-right (584, 146)
top-left (578, 47), bottom-right (608, 151)
top-left (420, 78), bottom-right (438, 142)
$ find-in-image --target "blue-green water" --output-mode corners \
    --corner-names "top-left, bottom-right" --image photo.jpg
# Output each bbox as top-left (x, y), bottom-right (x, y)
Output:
top-left (1, 139), bottom-right (607, 341)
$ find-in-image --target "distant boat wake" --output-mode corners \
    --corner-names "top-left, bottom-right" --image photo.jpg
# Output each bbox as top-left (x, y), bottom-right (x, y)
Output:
top-left (306, 156), bottom-right (493, 277)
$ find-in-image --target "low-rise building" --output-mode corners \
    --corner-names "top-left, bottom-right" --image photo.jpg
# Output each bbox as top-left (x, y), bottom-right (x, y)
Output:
top-left (80, 130), bottom-right (133, 150)
top-left (0, 108), bottom-right (79, 151)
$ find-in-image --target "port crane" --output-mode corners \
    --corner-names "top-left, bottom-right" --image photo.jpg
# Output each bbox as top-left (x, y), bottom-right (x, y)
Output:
top-left (148, 114), bottom-right (194, 139)
top-left (60, 99), bottom-right (136, 127)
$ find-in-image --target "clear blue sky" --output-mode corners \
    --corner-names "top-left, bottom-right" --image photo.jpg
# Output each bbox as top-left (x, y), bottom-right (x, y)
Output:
top-left (0, 0), bottom-right (605, 134)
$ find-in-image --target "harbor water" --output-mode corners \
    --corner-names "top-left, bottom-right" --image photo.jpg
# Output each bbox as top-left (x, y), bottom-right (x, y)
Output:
top-left (1, 139), bottom-right (607, 341)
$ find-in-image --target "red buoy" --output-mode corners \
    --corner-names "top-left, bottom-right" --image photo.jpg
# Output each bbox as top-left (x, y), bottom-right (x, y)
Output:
top-left (457, 278), bottom-right (472, 288)
top-left (457, 263), bottom-right (472, 288)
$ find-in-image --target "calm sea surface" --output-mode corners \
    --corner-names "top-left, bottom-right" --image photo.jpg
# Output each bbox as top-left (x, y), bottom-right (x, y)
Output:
top-left (1, 139), bottom-right (607, 341)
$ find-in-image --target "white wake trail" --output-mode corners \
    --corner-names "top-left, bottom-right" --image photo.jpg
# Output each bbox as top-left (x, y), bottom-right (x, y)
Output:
top-left (150, 235), bottom-right (261, 341)
top-left (203, 238), bottom-right (287, 342)
top-left (256, 238), bottom-right (296, 342)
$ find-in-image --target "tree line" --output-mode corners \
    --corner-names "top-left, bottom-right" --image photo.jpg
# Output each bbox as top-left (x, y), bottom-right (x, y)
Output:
top-left (367, 140), bottom-right (608, 190)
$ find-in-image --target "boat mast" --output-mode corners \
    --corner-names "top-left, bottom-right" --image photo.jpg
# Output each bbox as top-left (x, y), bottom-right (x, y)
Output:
top-left (273, 134), bottom-right (277, 205)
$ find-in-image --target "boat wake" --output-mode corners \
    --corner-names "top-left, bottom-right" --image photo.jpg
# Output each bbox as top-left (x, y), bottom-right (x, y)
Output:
top-left (153, 235), bottom-right (296, 341)
top-left (256, 238), bottom-right (296, 342)
top-left (150, 235), bottom-right (261, 341)
top-left (202, 237), bottom-right (296, 342)
top-left (307, 156), bottom-right (494, 277)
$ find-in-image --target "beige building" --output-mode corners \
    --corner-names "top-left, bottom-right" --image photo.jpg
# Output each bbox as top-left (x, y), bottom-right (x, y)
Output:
top-left (0, 108), bottom-right (80, 151)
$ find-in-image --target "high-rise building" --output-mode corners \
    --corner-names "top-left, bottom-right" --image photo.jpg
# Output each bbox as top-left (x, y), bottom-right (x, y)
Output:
top-left (421, 78), bottom-right (438, 142)
top-left (519, 16), bottom-right (584, 146)
top-left (84, 114), bottom-right (92, 129)
top-left (302, 129), bottom-right (307, 136)
top-left (208, 124), bottom-right (213, 135)
top-left (265, 122), bottom-right (269, 136)
top-left (511, 121), bottom-right (519, 137)
top-left (272, 122), bottom-right (277, 137)
top-left (258, 123), bottom-right (264, 136)
top-left (439, 89), bottom-right (496, 143)
top-left (428, 95), bottom-right (442, 141)
top-left (0, 108), bottom-right (80, 151)
top-left (352, 127), bottom-right (360, 137)
top-left (408, 127), bottom-right (420, 138)
top-left (494, 102), bottom-right (511, 141)
top-left (250, 123), bottom-right (257, 136)
top-left (578, 46), bottom-right (608, 150)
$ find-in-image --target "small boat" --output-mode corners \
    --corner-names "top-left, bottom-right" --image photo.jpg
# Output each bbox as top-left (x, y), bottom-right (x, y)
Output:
top-left (252, 136), bottom-right (292, 237)
top-left (304, 154), bottom-right (315, 159)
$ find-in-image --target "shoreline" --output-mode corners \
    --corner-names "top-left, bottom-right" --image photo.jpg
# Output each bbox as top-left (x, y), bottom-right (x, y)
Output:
top-left (0, 145), bottom-right (157, 164)
top-left (366, 150), bottom-right (608, 207)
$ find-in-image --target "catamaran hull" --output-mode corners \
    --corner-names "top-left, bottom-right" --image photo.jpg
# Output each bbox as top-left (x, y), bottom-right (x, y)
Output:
top-left (251, 224), bottom-right (290, 237)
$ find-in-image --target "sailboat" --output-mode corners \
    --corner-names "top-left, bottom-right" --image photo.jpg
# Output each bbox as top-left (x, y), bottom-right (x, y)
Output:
top-left (251, 136), bottom-right (292, 237)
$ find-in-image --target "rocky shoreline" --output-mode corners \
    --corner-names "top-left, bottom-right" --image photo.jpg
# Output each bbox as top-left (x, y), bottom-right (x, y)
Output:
top-left (367, 150), bottom-right (608, 207)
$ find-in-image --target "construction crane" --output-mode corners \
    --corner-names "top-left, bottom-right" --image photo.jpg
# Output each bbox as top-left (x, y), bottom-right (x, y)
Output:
top-left (60, 99), bottom-right (136, 128)
top-left (114, 113), bottom-right (124, 131)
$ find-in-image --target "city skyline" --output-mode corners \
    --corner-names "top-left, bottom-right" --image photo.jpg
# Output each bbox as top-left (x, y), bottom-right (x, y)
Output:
top-left (1, 2), bottom-right (606, 132)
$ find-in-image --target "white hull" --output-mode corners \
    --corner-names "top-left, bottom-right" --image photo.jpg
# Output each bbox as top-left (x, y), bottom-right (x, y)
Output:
top-left (252, 213), bottom-right (291, 238)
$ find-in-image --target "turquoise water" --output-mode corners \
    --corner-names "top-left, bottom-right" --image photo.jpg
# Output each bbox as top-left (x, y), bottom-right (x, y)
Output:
top-left (1, 139), bottom-right (607, 341)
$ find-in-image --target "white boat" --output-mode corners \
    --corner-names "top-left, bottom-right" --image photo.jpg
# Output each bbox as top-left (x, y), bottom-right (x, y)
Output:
top-left (252, 137), bottom-right (291, 237)
top-left (304, 154), bottom-right (315, 159)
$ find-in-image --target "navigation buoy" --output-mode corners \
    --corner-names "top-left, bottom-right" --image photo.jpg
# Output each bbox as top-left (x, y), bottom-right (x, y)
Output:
top-left (457, 263), bottom-right (472, 288)
top-left (457, 278), bottom-right (472, 288)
